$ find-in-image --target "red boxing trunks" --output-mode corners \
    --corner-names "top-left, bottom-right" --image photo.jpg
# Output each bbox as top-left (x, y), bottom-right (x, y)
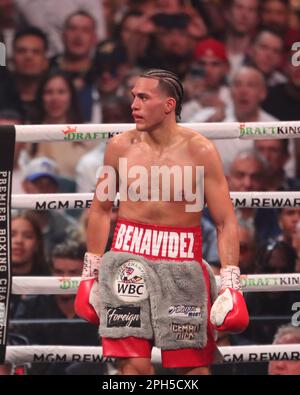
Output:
top-left (98, 218), bottom-right (217, 368)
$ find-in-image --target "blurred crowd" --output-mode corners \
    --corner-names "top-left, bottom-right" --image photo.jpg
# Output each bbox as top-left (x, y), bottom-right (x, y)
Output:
top-left (0, 0), bottom-right (300, 375)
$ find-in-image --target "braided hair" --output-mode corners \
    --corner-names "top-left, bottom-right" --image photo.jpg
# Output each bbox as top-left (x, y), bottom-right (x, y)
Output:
top-left (140, 69), bottom-right (184, 118)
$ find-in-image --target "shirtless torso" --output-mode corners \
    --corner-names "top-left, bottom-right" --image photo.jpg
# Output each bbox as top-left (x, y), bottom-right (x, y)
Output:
top-left (109, 126), bottom-right (208, 226)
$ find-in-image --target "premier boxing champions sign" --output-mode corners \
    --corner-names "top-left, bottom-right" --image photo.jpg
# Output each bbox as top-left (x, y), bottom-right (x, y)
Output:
top-left (0, 126), bottom-right (15, 363)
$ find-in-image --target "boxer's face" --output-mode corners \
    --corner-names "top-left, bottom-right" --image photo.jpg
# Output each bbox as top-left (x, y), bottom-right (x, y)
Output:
top-left (131, 77), bottom-right (174, 131)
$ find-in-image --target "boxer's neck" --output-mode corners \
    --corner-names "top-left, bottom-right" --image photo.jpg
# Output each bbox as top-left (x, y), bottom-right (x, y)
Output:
top-left (142, 118), bottom-right (179, 149)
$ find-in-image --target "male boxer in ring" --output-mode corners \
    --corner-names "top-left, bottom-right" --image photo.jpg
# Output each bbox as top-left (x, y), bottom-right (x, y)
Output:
top-left (75, 69), bottom-right (249, 375)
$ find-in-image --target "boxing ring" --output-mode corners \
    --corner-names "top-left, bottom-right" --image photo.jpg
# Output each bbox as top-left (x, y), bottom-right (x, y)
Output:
top-left (2, 121), bottom-right (300, 372)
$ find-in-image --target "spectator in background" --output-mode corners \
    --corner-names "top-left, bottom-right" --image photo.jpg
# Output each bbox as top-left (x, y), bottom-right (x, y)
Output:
top-left (15, 0), bottom-right (106, 57)
top-left (79, 40), bottom-right (129, 123)
top-left (238, 221), bottom-right (257, 274)
top-left (269, 325), bottom-right (300, 375)
top-left (292, 221), bottom-right (300, 272)
top-left (262, 57), bottom-right (300, 178)
top-left (223, 0), bottom-right (260, 78)
top-left (11, 210), bottom-right (48, 276)
top-left (246, 241), bottom-right (297, 345)
top-left (22, 156), bottom-right (60, 195)
top-left (214, 66), bottom-right (278, 170)
top-left (0, 0), bottom-right (16, 65)
top-left (226, 149), bottom-right (281, 242)
top-left (50, 11), bottom-right (97, 92)
top-left (256, 239), bottom-right (296, 274)
top-left (227, 66), bottom-right (277, 124)
top-left (0, 68), bottom-right (21, 114)
top-left (182, 38), bottom-right (231, 122)
top-left (254, 139), bottom-right (300, 190)
top-left (277, 208), bottom-right (300, 246)
top-left (261, 0), bottom-right (300, 61)
top-left (12, 27), bottom-right (49, 123)
top-left (129, 0), bottom-right (193, 16)
top-left (14, 238), bottom-right (101, 375)
top-left (33, 71), bottom-right (97, 178)
top-left (101, 0), bottom-right (128, 38)
top-left (10, 209), bottom-right (49, 317)
top-left (118, 68), bottom-right (142, 103)
top-left (246, 29), bottom-right (287, 87)
top-left (101, 94), bottom-right (132, 124)
top-left (263, 55), bottom-right (300, 122)
top-left (147, 12), bottom-right (206, 78)
top-left (22, 157), bottom-right (76, 258)
top-left (34, 71), bottom-right (81, 126)
top-left (115, 11), bottom-right (155, 67)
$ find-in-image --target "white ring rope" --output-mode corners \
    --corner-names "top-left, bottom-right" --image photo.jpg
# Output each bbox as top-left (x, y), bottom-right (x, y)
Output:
top-left (5, 344), bottom-right (300, 365)
top-left (14, 121), bottom-right (300, 142)
top-left (12, 273), bottom-right (300, 295)
top-left (12, 191), bottom-right (300, 210)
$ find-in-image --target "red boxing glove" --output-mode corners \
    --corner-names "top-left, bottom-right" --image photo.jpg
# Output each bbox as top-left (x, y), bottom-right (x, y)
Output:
top-left (210, 266), bottom-right (249, 334)
top-left (74, 252), bottom-right (102, 325)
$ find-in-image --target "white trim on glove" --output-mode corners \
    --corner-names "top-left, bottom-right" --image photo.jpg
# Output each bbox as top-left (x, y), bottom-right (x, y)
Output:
top-left (210, 288), bottom-right (233, 326)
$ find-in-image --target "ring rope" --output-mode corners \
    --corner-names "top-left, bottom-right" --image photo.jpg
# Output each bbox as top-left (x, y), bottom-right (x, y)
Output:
top-left (14, 121), bottom-right (300, 142)
top-left (12, 273), bottom-right (300, 295)
top-left (9, 315), bottom-right (292, 327)
top-left (12, 191), bottom-right (300, 210)
top-left (5, 344), bottom-right (300, 365)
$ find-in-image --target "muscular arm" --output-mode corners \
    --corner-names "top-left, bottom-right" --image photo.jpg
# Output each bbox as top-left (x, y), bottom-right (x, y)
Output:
top-left (199, 140), bottom-right (239, 268)
top-left (87, 138), bottom-right (120, 254)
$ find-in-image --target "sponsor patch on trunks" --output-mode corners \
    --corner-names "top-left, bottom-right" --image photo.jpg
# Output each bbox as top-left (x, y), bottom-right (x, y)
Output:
top-left (114, 260), bottom-right (148, 302)
top-left (106, 306), bottom-right (141, 328)
top-left (170, 323), bottom-right (201, 340)
top-left (168, 305), bottom-right (201, 318)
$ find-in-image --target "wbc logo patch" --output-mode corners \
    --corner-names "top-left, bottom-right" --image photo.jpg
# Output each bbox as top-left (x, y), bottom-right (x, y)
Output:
top-left (114, 260), bottom-right (148, 302)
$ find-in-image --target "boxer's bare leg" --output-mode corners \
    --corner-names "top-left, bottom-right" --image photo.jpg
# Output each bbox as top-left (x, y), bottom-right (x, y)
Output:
top-left (117, 358), bottom-right (155, 375)
top-left (177, 366), bottom-right (210, 375)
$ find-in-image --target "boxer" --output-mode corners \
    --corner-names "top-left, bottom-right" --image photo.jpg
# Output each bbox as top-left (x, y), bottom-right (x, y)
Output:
top-left (75, 69), bottom-right (249, 375)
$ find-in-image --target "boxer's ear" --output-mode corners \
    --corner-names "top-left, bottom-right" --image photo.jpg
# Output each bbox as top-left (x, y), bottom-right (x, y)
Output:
top-left (165, 97), bottom-right (176, 114)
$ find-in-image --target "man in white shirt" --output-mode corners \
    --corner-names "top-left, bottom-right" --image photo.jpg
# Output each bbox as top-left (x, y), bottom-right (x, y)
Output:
top-left (214, 66), bottom-right (278, 173)
top-left (15, 0), bottom-right (106, 56)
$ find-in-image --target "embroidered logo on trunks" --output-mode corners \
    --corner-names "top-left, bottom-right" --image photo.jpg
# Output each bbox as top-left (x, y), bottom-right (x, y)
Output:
top-left (170, 323), bottom-right (201, 340)
top-left (114, 260), bottom-right (148, 302)
top-left (168, 305), bottom-right (201, 318)
top-left (106, 306), bottom-right (141, 328)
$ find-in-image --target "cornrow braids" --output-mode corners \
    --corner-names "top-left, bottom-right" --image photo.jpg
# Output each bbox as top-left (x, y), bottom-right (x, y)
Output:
top-left (140, 69), bottom-right (184, 118)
